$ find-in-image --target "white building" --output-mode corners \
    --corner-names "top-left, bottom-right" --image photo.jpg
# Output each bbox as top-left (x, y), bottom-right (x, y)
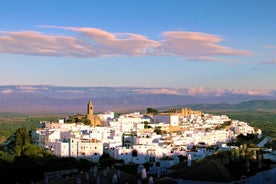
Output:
top-left (97, 111), bottom-right (115, 121)
top-left (69, 138), bottom-right (103, 162)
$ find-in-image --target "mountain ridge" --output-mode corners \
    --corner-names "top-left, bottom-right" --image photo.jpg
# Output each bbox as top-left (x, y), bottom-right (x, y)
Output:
top-left (0, 86), bottom-right (275, 113)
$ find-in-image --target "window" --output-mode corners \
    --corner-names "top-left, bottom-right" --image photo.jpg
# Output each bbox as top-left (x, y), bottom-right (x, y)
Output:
top-left (132, 150), bottom-right (138, 157)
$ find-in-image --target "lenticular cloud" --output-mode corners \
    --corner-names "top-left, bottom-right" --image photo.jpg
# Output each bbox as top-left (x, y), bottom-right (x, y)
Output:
top-left (0, 26), bottom-right (252, 61)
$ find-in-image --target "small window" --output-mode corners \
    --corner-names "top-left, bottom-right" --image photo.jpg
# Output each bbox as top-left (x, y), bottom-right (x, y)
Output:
top-left (132, 150), bottom-right (138, 157)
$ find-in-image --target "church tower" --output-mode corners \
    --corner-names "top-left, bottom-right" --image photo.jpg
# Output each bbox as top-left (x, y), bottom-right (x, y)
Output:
top-left (86, 100), bottom-right (101, 127)
top-left (87, 100), bottom-right (94, 117)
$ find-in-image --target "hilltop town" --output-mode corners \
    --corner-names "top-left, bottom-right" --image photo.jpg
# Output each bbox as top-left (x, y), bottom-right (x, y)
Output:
top-left (30, 101), bottom-right (276, 183)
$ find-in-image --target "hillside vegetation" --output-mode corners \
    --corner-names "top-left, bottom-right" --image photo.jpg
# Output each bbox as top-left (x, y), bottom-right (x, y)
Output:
top-left (188, 100), bottom-right (276, 112)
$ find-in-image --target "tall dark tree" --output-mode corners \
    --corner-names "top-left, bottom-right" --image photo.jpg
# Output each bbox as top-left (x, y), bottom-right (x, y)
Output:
top-left (14, 127), bottom-right (31, 156)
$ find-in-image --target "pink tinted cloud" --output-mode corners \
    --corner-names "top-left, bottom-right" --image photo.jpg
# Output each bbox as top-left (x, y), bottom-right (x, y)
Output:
top-left (1, 89), bottom-right (13, 94)
top-left (158, 31), bottom-right (252, 61)
top-left (0, 31), bottom-right (97, 57)
top-left (134, 88), bottom-right (183, 95)
top-left (229, 89), bottom-right (274, 96)
top-left (52, 26), bottom-right (160, 56)
top-left (187, 86), bottom-right (225, 96)
top-left (0, 27), bottom-right (252, 61)
top-left (57, 90), bottom-right (85, 94)
top-left (15, 85), bottom-right (40, 93)
top-left (185, 86), bottom-right (273, 97)
top-left (129, 86), bottom-right (273, 97)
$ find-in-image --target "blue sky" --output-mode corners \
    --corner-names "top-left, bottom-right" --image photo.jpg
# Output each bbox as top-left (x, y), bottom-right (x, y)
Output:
top-left (0, 0), bottom-right (276, 91)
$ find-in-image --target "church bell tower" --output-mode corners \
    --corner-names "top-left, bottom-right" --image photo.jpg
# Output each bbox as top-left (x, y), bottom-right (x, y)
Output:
top-left (87, 100), bottom-right (94, 117)
top-left (87, 100), bottom-right (101, 127)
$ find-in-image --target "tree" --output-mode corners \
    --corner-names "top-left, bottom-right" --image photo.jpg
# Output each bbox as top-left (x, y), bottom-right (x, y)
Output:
top-left (14, 127), bottom-right (31, 156)
top-left (154, 127), bottom-right (162, 135)
top-left (146, 108), bottom-right (158, 115)
top-left (81, 117), bottom-right (91, 125)
top-left (144, 121), bottom-right (152, 129)
top-left (22, 144), bottom-right (44, 157)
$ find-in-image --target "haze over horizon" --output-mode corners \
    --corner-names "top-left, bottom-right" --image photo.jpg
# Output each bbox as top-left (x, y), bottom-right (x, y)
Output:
top-left (0, 0), bottom-right (276, 91)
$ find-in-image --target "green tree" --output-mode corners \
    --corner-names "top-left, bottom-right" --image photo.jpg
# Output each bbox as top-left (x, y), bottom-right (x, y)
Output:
top-left (81, 117), bottom-right (91, 125)
top-left (154, 127), bottom-right (162, 135)
top-left (14, 127), bottom-right (31, 156)
top-left (23, 144), bottom-right (44, 157)
top-left (146, 107), bottom-right (158, 115)
top-left (144, 121), bottom-right (152, 129)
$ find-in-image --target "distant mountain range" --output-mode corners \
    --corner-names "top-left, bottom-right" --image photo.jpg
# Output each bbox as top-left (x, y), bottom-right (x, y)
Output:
top-left (0, 85), bottom-right (276, 114)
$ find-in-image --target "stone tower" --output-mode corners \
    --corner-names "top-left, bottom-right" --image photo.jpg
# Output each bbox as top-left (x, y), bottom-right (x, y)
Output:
top-left (87, 100), bottom-right (94, 117)
top-left (87, 100), bottom-right (101, 127)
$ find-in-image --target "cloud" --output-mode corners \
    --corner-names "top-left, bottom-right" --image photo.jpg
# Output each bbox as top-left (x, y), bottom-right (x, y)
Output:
top-left (15, 85), bottom-right (40, 93)
top-left (187, 87), bottom-right (274, 97)
top-left (228, 89), bottom-right (274, 96)
top-left (187, 86), bottom-right (225, 96)
top-left (158, 31), bottom-right (252, 61)
top-left (1, 89), bottom-right (13, 94)
top-left (61, 27), bottom-right (160, 56)
top-left (0, 27), bottom-right (252, 61)
top-left (0, 31), bottom-right (97, 57)
top-left (57, 90), bottom-right (85, 94)
top-left (134, 88), bottom-right (183, 95)
top-left (130, 86), bottom-right (273, 97)
top-left (262, 59), bottom-right (276, 64)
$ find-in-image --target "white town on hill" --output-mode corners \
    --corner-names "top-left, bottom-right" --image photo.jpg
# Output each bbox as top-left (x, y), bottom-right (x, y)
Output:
top-left (32, 101), bottom-right (276, 184)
